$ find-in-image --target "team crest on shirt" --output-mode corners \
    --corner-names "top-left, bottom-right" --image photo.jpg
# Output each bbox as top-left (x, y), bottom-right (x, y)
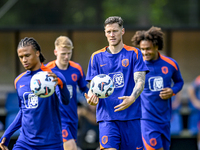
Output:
top-left (102, 136), bottom-right (108, 144)
top-left (122, 59), bottom-right (129, 67)
top-left (148, 76), bottom-right (164, 91)
top-left (109, 72), bottom-right (124, 88)
top-left (71, 73), bottom-right (78, 82)
top-left (23, 92), bottom-right (38, 109)
top-left (161, 66), bottom-right (168, 74)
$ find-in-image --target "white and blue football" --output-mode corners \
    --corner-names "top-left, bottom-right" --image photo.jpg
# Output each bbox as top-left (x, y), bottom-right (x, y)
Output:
top-left (30, 71), bottom-right (56, 98)
top-left (90, 74), bottom-right (114, 98)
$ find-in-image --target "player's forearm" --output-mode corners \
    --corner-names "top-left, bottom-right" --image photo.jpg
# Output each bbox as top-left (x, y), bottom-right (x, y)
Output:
top-left (131, 71), bottom-right (146, 99)
top-left (80, 86), bottom-right (89, 96)
top-left (171, 81), bottom-right (184, 94)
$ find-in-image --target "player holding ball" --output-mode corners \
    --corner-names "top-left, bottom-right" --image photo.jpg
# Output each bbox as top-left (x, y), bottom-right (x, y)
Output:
top-left (0, 37), bottom-right (70, 150)
top-left (85, 16), bottom-right (149, 150)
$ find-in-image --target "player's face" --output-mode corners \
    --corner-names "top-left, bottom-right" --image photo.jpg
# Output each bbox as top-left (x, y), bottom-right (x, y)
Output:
top-left (104, 23), bottom-right (124, 46)
top-left (139, 40), bottom-right (159, 61)
top-left (54, 47), bottom-right (72, 67)
top-left (17, 46), bottom-right (40, 71)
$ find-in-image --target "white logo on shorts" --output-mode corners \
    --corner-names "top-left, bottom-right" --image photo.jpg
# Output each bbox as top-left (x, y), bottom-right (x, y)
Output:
top-left (148, 76), bottom-right (164, 91)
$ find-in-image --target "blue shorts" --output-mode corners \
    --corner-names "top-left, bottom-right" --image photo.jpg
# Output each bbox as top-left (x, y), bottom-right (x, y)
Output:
top-left (13, 140), bottom-right (64, 150)
top-left (62, 122), bottom-right (78, 142)
top-left (141, 120), bottom-right (170, 150)
top-left (99, 120), bottom-right (143, 150)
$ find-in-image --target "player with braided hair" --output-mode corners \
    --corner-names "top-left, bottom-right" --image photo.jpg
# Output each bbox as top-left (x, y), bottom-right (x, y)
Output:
top-left (0, 37), bottom-right (70, 150)
top-left (17, 37), bottom-right (46, 63)
top-left (131, 27), bottom-right (184, 150)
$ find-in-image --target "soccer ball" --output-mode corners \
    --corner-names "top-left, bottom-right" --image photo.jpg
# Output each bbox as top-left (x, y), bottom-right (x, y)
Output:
top-left (30, 71), bottom-right (56, 98)
top-left (90, 74), bottom-right (114, 98)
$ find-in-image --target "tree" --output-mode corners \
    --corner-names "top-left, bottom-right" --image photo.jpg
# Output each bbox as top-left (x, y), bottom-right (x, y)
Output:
top-left (0, 0), bottom-right (199, 27)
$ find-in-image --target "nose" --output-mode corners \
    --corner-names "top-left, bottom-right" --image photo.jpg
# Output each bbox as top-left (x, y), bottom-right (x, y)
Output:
top-left (110, 31), bottom-right (115, 36)
top-left (141, 50), bottom-right (148, 55)
top-left (64, 54), bottom-right (69, 60)
top-left (22, 57), bottom-right (27, 62)
top-left (65, 54), bottom-right (69, 58)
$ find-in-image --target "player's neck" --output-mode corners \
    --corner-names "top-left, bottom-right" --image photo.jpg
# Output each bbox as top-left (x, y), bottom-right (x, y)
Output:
top-left (55, 60), bottom-right (69, 70)
top-left (30, 62), bottom-right (42, 71)
top-left (108, 43), bottom-right (124, 54)
top-left (153, 52), bottom-right (159, 60)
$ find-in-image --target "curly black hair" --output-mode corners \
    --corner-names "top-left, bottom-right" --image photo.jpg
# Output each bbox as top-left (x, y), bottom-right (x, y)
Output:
top-left (131, 26), bottom-right (164, 50)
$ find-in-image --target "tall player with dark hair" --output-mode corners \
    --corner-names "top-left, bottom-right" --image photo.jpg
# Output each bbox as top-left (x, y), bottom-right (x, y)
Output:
top-left (132, 27), bottom-right (184, 150)
top-left (0, 37), bottom-right (70, 150)
top-left (85, 16), bottom-right (149, 150)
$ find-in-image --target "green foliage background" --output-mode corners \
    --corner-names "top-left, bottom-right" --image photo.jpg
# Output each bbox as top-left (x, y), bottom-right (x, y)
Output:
top-left (0, 0), bottom-right (199, 27)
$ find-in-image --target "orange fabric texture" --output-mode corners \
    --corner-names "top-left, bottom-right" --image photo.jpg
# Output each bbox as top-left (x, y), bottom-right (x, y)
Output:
top-left (142, 137), bottom-right (155, 150)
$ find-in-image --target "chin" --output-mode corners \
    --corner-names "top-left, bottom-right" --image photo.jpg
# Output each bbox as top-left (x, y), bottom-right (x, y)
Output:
top-left (62, 62), bottom-right (68, 65)
top-left (24, 66), bottom-right (28, 70)
top-left (110, 40), bottom-right (120, 46)
top-left (111, 43), bottom-right (119, 46)
top-left (144, 57), bottom-right (151, 61)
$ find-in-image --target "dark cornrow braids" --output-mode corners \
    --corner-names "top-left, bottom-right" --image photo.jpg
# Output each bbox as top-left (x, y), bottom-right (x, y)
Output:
top-left (18, 37), bottom-right (46, 63)
top-left (131, 26), bottom-right (164, 50)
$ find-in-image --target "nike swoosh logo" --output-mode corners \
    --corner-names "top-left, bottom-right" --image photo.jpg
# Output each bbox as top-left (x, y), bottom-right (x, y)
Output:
top-left (136, 146), bottom-right (143, 150)
top-left (100, 64), bottom-right (107, 67)
top-left (20, 85), bottom-right (25, 88)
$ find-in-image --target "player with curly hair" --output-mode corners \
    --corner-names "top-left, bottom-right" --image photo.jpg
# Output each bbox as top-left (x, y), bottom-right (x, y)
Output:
top-left (131, 27), bottom-right (184, 150)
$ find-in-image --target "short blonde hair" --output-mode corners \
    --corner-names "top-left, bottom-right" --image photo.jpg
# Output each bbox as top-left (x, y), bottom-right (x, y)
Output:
top-left (54, 36), bottom-right (74, 49)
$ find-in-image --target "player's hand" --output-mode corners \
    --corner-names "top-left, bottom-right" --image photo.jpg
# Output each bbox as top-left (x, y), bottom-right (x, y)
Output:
top-left (114, 96), bottom-right (135, 112)
top-left (0, 137), bottom-right (8, 150)
top-left (85, 92), bottom-right (99, 106)
top-left (159, 88), bottom-right (173, 100)
top-left (47, 72), bottom-right (58, 87)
